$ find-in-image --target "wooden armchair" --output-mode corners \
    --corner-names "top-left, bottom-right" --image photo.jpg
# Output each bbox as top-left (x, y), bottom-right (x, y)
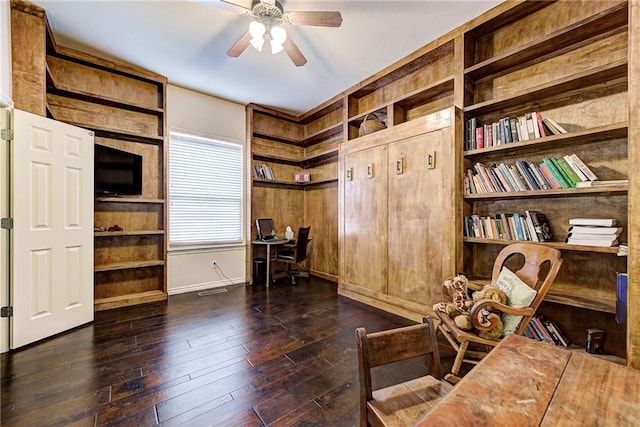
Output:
top-left (435, 242), bottom-right (562, 383)
top-left (355, 317), bottom-right (453, 427)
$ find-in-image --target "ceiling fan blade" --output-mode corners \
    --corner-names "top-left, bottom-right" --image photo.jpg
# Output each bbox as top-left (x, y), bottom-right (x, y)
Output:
top-left (283, 37), bottom-right (307, 67)
top-left (285, 11), bottom-right (342, 27)
top-left (227, 31), bottom-right (252, 57)
top-left (217, 0), bottom-right (252, 15)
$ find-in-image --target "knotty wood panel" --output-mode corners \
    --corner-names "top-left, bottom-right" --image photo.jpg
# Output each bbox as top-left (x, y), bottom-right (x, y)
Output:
top-left (251, 186), bottom-right (304, 240)
top-left (252, 111), bottom-right (301, 142)
top-left (47, 55), bottom-right (161, 109)
top-left (47, 94), bottom-right (161, 138)
top-left (473, 0), bottom-right (626, 63)
top-left (354, 45), bottom-right (455, 116)
top-left (303, 108), bottom-right (343, 137)
top-left (10, 0), bottom-right (46, 115)
top-left (95, 136), bottom-right (163, 199)
top-left (252, 138), bottom-right (304, 161)
top-left (304, 184), bottom-right (338, 279)
top-left (304, 139), bottom-right (339, 159)
top-left (475, 32), bottom-right (627, 104)
top-left (94, 235), bottom-right (163, 266)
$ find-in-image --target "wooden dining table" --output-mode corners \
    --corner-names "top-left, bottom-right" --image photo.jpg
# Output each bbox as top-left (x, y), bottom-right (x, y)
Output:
top-left (415, 334), bottom-right (640, 426)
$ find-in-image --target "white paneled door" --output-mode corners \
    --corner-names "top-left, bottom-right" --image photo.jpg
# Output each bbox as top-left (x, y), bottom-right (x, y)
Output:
top-left (11, 110), bottom-right (94, 349)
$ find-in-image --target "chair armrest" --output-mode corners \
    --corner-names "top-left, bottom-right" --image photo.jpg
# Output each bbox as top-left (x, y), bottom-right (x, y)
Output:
top-left (469, 299), bottom-right (535, 331)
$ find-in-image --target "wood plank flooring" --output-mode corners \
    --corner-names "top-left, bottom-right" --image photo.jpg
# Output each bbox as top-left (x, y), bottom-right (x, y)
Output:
top-left (1, 278), bottom-right (439, 426)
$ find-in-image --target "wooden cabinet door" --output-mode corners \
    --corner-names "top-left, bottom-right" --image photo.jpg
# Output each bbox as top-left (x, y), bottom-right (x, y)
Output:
top-left (342, 145), bottom-right (387, 294)
top-left (386, 129), bottom-right (450, 306)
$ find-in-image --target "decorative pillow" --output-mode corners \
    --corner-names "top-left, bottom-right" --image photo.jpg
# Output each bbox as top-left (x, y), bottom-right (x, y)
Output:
top-left (493, 266), bottom-right (537, 336)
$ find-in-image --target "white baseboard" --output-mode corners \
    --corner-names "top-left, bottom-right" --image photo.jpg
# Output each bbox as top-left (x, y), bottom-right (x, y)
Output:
top-left (168, 278), bottom-right (246, 295)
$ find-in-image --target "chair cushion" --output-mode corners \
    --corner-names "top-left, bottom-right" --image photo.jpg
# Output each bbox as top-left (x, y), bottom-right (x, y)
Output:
top-left (368, 375), bottom-right (453, 426)
top-left (493, 267), bottom-right (537, 336)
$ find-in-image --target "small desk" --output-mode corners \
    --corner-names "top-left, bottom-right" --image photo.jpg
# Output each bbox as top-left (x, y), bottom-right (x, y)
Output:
top-left (251, 239), bottom-right (289, 288)
top-left (416, 334), bottom-right (640, 426)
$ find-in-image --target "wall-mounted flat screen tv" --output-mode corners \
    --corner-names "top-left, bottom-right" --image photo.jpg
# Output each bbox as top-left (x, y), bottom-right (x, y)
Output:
top-left (94, 144), bottom-right (143, 196)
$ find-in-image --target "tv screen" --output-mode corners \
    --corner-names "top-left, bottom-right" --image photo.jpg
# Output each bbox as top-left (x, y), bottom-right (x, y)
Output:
top-left (94, 144), bottom-right (143, 196)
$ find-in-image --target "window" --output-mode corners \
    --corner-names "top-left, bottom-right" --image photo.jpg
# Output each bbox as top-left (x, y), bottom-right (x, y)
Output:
top-left (169, 131), bottom-right (243, 246)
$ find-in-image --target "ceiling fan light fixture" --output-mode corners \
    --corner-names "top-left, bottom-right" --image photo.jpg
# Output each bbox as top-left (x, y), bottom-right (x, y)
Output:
top-left (249, 20), bottom-right (266, 39)
top-left (250, 36), bottom-right (265, 52)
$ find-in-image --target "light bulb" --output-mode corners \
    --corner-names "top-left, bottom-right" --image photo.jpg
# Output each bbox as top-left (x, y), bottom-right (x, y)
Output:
top-left (249, 21), bottom-right (265, 39)
top-left (250, 37), bottom-right (265, 52)
top-left (270, 26), bottom-right (286, 54)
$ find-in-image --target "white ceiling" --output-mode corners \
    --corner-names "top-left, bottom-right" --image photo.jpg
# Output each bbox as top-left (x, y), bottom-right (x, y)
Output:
top-left (33, 0), bottom-right (501, 115)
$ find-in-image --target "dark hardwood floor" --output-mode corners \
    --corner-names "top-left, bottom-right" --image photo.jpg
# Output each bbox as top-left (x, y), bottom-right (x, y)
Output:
top-left (1, 277), bottom-right (444, 426)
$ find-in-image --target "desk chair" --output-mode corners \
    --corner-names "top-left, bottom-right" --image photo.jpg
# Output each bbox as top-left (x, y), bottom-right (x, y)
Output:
top-left (435, 242), bottom-right (562, 383)
top-left (274, 226), bottom-right (311, 286)
top-left (356, 317), bottom-right (453, 427)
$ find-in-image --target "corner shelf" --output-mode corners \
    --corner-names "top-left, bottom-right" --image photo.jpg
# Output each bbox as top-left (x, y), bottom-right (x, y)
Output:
top-left (463, 185), bottom-right (628, 200)
top-left (94, 290), bottom-right (167, 311)
top-left (95, 197), bottom-right (165, 204)
top-left (252, 178), bottom-right (338, 189)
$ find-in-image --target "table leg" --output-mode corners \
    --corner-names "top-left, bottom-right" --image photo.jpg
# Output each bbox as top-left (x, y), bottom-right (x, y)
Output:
top-left (265, 243), bottom-right (271, 288)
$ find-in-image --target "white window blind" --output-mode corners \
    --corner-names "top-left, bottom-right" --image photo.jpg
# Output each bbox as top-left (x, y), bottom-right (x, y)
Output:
top-left (169, 132), bottom-right (243, 245)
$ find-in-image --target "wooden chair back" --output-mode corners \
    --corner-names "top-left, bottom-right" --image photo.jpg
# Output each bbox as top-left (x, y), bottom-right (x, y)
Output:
top-left (490, 242), bottom-right (563, 335)
top-left (356, 317), bottom-right (443, 426)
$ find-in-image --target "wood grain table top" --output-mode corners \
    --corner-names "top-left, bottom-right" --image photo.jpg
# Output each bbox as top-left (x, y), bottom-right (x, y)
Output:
top-left (415, 334), bottom-right (640, 426)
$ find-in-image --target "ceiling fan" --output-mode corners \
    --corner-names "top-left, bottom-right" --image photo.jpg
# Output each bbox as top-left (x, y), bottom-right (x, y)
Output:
top-left (215, 0), bottom-right (343, 67)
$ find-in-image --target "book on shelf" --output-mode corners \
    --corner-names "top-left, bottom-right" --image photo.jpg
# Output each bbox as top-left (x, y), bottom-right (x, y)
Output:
top-left (562, 155), bottom-right (589, 182)
top-left (527, 211), bottom-right (553, 242)
top-left (616, 272), bottom-right (627, 324)
top-left (569, 218), bottom-right (617, 227)
top-left (568, 225), bottom-right (622, 235)
top-left (464, 112), bottom-right (566, 150)
top-left (253, 163), bottom-right (274, 180)
top-left (556, 157), bottom-right (581, 187)
top-left (567, 153), bottom-right (598, 181)
top-left (565, 237), bottom-right (618, 247)
top-left (575, 179), bottom-right (628, 188)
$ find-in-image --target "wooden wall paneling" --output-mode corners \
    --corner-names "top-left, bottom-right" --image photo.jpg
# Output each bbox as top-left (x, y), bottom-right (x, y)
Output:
top-left (95, 136), bottom-right (164, 199)
top-left (94, 235), bottom-right (163, 266)
top-left (472, 1), bottom-right (625, 64)
top-left (341, 145), bottom-right (388, 294)
top-left (627, 0), bottom-right (639, 368)
top-left (304, 184), bottom-right (338, 280)
top-left (250, 186), bottom-right (304, 239)
top-left (386, 131), bottom-right (448, 306)
top-left (46, 55), bottom-right (161, 109)
top-left (46, 95), bottom-right (161, 138)
top-left (94, 267), bottom-right (165, 304)
top-left (94, 202), bottom-right (164, 232)
top-left (10, 0), bottom-right (46, 116)
top-left (252, 111), bottom-right (301, 142)
top-left (252, 137), bottom-right (304, 161)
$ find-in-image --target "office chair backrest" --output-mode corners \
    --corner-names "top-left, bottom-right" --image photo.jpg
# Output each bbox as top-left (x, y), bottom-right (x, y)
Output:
top-left (295, 226), bottom-right (311, 263)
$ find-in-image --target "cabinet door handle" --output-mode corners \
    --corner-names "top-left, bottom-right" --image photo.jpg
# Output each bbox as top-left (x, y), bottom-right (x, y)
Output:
top-left (367, 164), bottom-right (374, 179)
top-left (346, 167), bottom-right (352, 181)
top-left (427, 151), bottom-right (436, 169)
top-left (396, 157), bottom-right (404, 174)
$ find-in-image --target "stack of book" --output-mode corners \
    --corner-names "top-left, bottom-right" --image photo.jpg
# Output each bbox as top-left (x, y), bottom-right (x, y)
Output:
top-left (565, 218), bottom-right (621, 247)
top-left (253, 163), bottom-right (274, 180)
top-left (463, 210), bottom-right (553, 242)
top-left (524, 314), bottom-right (571, 347)
top-left (464, 154), bottom-right (599, 195)
top-left (464, 112), bottom-right (567, 151)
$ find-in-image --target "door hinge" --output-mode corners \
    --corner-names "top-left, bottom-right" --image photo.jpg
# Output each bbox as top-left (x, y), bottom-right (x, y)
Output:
top-left (1, 218), bottom-right (13, 230)
top-left (1, 128), bottom-right (12, 141)
top-left (1, 306), bottom-right (13, 318)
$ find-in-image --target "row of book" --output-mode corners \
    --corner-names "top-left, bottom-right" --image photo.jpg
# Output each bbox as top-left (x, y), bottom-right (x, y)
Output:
top-left (463, 211), bottom-right (552, 242)
top-left (523, 315), bottom-right (571, 347)
top-left (464, 112), bottom-right (567, 151)
top-left (565, 218), bottom-right (621, 247)
top-left (253, 163), bottom-right (275, 180)
top-left (464, 154), bottom-right (600, 195)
